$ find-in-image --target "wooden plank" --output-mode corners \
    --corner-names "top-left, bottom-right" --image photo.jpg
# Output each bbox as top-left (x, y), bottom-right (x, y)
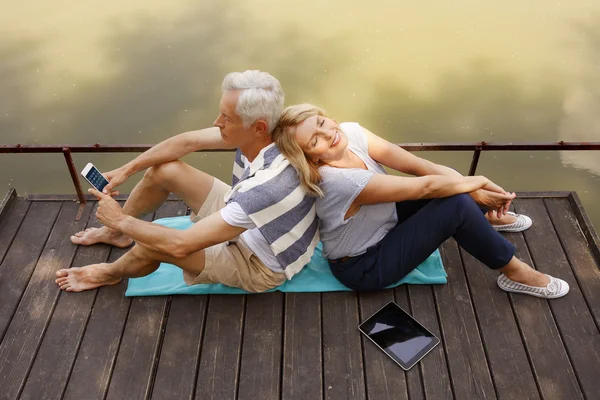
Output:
top-left (394, 287), bottom-right (424, 400)
top-left (567, 192), bottom-right (600, 265)
top-left (0, 188), bottom-right (18, 225)
top-left (434, 240), bottom-right (496, 400)
top-left (238, 292), bottom-right (284, 400)
top-left (281, 292), bottom-right (322, 400)
top-left (0, 202), bottom-right (62, 341)
top-left (516, 199), bottom-right (600, 398)
top-left (27, 193), bottom-right (181, 202)
top-left (322, 291), bottom-right (366, 400)
top-left (19, 202), bottom-right (109, 400)
top-left (0, 201), bottom-right (93, 400)
top-left (106, 201), bottom-right (187, 400)
top-left (514, 191), bottom-right (571, 198)
top-left (0, 197), bottom-right (30, 265)
top-left (62, 209), bottom-right (155, 400)
top-left (151, 203), bottom-right (208, 400)
top-left (459, 248), bottom-right (540, 399)
top-left (545, 198), bottom-right (600, 330)
top-left (407, 285), bottom-right (453, 400)
top-left (502, 228), bottom-right (583, 399)
top-left (151, 295), bottom-right (208, 400)
top-left (195, 295), bottom-right (245, 400)
top-left (358, 290), bottom-right (408, 400)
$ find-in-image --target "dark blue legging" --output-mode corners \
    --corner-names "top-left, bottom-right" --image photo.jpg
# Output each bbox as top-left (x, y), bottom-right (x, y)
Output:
top-left (328, 194), bottom-right (516, 291)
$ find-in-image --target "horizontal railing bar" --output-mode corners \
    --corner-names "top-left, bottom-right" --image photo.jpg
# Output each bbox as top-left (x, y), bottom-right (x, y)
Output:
top-left (1, 142), bottom-right (600, 153)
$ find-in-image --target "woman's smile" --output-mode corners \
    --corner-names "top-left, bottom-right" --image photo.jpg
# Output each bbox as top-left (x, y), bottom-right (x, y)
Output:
top-left (331, 131), bottom-right (340, 147)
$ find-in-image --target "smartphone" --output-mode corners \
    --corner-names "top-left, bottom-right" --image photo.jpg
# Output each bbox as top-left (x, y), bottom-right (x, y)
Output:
top-left (359, 301), bottom-right (440, 370)
top-left (81, 162), bottom-right (109, 192)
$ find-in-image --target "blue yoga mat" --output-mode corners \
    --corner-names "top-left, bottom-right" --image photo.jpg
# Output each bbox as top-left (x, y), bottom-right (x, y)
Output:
top-left (125, 216), bottom-right (447, 296)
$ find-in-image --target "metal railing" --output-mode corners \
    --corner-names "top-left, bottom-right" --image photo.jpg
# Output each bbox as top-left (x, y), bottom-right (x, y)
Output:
top-left (2, 141), bottom-right (600, 204)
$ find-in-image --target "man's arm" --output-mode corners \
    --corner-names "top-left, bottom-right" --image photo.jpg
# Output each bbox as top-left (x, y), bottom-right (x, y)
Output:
top-left (103, 127), bottom-right (236, 192)
top-left (90, 188), bottom-right (245, 258)
top-left (116, 211), bottom-right (246, 258)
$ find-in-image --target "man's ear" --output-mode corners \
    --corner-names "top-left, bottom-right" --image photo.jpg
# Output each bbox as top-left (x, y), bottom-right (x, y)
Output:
top-left (254, 120), bottom-right (269, 137)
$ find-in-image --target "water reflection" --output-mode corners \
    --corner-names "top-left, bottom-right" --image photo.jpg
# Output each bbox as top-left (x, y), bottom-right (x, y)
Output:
top-left (559, 15), bottom-right (600, 176)
top-left (0, 0), bottom-right (598, 227)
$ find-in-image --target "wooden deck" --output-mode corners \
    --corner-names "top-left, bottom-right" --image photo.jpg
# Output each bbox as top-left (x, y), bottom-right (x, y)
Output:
top-left (0, 189), bottom-right (599, 400)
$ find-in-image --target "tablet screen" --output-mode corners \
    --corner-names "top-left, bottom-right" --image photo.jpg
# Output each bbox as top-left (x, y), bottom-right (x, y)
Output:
top-left (359, 302), bottom-right (439, 370)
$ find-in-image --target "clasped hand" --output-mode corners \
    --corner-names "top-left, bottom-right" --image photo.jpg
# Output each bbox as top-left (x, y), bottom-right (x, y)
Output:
top-left (472, 180), bottom-right (516, 217)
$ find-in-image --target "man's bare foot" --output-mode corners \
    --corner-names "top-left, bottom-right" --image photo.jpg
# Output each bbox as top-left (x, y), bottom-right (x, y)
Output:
top-left (55, 263), bottom-right (121, 292)
top-left (70, 226), bottom-right (133, 248)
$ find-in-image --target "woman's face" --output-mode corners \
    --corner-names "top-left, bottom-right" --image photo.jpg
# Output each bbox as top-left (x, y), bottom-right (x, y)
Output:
top-left (294, 115), bottom-right (348, 164)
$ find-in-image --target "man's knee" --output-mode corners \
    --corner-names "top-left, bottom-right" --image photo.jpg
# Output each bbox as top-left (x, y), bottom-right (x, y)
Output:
top-left (144, 160), bottom-right (185, 184)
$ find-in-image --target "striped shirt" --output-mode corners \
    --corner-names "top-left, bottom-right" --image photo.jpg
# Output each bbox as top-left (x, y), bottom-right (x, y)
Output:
top-left (225, 144), bottom-right (319, 279)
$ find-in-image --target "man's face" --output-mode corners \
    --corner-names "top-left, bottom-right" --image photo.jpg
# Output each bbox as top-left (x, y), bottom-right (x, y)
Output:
top-left (213, 90), bottom-right (253, 147)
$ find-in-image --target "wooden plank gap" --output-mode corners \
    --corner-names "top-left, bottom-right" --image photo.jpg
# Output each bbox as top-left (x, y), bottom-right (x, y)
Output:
top-left (101, 293), bottom-right (135, 399)
top-left (320, 292), bottom-right (326, 400)
top-left (190, 295), bottom-right (211, 400)
top-left (405, 289), bottom-right (427, 400)
top-left (456, 247), bottom-right (501, 400)
top-left (543, 198), bottom-right (600, 334)
top-left (146, 295), bottom-right (173, 399)
top-left (505, 284), bottom-right (545, 399)
top-left (60, 283), bottom-right (103, 399)
top-left (356, 292), bottom-right (371, 400)
top-left (0, 201), bottom-right (63, 344)
top-left (430, 261), bottom-right (457, 400)
top-left (0, 199), bottom-right (32, 267)
top-left (279, 292), bottom-right (286, 400)
top-left (233, 295), bottom-right (249, 400)
top-left (567, 193), bottom-right (600, 266)
top-left (516, 202), bottom-right (590, 398)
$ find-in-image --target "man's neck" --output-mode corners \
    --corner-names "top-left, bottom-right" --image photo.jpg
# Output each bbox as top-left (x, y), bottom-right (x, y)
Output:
top-left (240, 137), bottom-right (274, 162)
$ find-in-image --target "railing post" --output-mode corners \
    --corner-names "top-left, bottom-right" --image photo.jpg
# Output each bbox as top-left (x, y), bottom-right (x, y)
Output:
top-left (62, 147), bottom-right (86, 204)
top-left (468, 146), bottom-right (482, 176)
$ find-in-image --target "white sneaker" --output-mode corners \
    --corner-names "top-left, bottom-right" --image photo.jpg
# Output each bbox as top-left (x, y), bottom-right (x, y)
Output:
top-left (497, 274), bottom-right (569, 299)
top-left (492, 211), bottom-right (532, 232)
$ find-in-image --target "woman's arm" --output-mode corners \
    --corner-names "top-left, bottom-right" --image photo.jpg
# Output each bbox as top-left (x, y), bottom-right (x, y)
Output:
top-left (361, 125), bottom-right (513, 213)
top-left (362, 126), bottom-right (451, 177)
top-left (354, 174), bottom-right (491, 206)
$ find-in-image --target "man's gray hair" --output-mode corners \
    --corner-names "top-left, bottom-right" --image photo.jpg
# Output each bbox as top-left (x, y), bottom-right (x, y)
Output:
top-left (221, 70), bottom-right (284, 134)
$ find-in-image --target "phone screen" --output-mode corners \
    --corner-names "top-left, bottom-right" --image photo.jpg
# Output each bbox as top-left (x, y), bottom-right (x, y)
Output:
top-left (84, 166), bottom-right (109, 192)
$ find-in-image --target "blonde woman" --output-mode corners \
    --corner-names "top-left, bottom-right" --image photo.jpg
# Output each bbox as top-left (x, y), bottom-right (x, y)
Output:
top-left (272, 104), bottom-right (568, 298)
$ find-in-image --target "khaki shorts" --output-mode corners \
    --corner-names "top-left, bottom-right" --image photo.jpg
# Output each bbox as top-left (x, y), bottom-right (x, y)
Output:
top-left (189, 178), bottom-right (286, 293)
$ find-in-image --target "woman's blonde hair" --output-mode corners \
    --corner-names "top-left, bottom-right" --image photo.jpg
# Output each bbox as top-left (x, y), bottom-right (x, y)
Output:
top-left (272, 104), bottom-right (326, 197)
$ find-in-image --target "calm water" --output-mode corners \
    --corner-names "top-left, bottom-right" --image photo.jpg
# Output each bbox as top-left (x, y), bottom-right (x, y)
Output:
top-left (1, 1), bottom-right (599, 229)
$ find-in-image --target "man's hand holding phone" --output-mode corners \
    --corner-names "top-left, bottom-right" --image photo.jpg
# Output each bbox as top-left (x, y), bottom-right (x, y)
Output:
top-left (81, 163), bottom-right (125, 197)
top-left (101, 166), bottom-right (130, 195)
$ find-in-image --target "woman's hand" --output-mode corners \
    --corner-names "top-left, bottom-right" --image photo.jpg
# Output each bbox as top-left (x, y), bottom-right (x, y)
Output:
top-left (471, 188), bottom-right (516, 217)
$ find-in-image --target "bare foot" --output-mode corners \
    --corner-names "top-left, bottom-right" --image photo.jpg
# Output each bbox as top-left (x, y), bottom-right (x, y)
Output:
top-left (55, 263), bottom-right (121, 292)
top-left (70, 226), bottom-right (133, 248)
top-left (487, 213), bottom-right (518, 226)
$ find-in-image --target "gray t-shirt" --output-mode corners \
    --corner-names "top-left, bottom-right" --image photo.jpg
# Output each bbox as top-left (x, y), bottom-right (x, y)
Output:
top-left (316, 122), bottom-right (398, 259)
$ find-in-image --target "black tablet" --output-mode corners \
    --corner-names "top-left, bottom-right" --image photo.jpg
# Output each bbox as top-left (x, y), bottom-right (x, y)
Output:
top-left (359, 301), bottom-right (440, 370)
